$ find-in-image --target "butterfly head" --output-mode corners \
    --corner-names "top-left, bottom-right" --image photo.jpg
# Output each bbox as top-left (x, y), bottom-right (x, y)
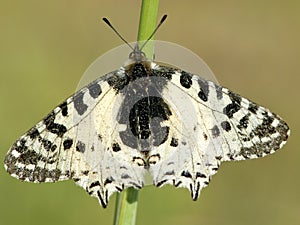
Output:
top-left (103, 15), bottom-right (167, 65)
top-left (128, 45), bottom-right (148, 63)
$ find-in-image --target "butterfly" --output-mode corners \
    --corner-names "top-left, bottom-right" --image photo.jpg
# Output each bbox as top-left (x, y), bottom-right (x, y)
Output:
top-left (4, 16), bottom-right (289, 208)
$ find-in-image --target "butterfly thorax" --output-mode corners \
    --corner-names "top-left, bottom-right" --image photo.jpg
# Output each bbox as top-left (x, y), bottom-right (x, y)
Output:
top-left (124, 61), bottom-right (152, 81)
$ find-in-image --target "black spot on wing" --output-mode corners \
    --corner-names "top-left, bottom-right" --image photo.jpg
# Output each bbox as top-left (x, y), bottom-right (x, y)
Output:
top-left (164, 170), bottom-right (175, 176)
top-left (196, 172), bottom-right (207, 178)
top-left (228, 90), bottom-right (242, 104)
top-left (89, 180), bottom-right (100, 189)
top-left (73, 92), bottom-right (88, 116)
top-left (197, 79), bottom-right (209, 102)
top-left (211, 125), bottom-right (220, 138)
top-left (13, 167), bottom-right (63, 182)
top-left (215, 156), bottom-right (222, 160)
top-left (76, 141), bottom-right (86, 153)
top-left (215, 84), bottom-right (223, 100)
top-left (250, 112), bottom-right (277, 138)
top-left (41, 139), bottom-right (54, 151)
top-left (180, 71), bottom-right (192, 89)
top-left (112, 142), bottom-right (121, 152)
top-left (261, 112), bottom-right (275, 128)
top-left (46, 143), bottom-right (57, 152)
top-left (132, 156), bottom-right (146, 167)
top-left (104, 176), bottom-right (115, 185)
top-left (156, 179), bottom-right (168, 187)
top-left (223, 91), bottom-right (241, 118)
top-left (88, 82), bottom-right (102, 99)
top-left (121, 174), bottom-right (131, 179)
top-left (221, 121), bottom-right (231, 131)
top-left (248, 102), bottom-right (258, 114)
top-left (198, 91), bottom-right (208, 102)
top-left (181, 170), bottom-right (192, 178)
top-left (237, 114), bottom-right (250, 129)
top-left (63, 138), bottom-right (73, 150)
top-left (82, 170), bottom-right (89, 175)
top-left (44, 112), bottom-right (67, 137)
top-left (59, 101), bottom-right (68, 117)
top-left (28, 127), bottom-right (40, 139)
top-left (170, 137), bottom-right (178, 147)
top-left (18, 151), bottom-right (40, 165)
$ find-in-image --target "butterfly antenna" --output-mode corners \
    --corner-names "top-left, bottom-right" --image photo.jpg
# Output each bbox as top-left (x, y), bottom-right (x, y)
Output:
top-left (139, 14), bottom-right (167, 51)
top-left (102, 18), bottom-right (134, 51)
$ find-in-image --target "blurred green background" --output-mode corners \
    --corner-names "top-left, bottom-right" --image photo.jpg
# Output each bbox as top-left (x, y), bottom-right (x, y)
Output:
top-left (1, 1), bottom-right (299, 225)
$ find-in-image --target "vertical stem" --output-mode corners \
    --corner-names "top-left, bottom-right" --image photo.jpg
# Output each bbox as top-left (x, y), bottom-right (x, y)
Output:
top-left (113, 1), bottom-right (159, 225)
top-left (113, 187), bottom-right (139, 225)
top-left (137, 0), bottom-right (160, 58)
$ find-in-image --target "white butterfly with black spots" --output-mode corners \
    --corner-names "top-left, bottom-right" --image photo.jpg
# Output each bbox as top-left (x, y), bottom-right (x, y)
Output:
top-left (4, 45), bottom-right (289, 208)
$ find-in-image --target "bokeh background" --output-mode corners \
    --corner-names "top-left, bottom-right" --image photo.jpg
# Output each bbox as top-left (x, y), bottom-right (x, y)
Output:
top-left (0, 1), bottom-right (299, 225)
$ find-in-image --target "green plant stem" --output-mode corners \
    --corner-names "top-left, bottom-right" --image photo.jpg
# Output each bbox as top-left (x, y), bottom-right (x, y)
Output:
top-left (137, 0), bottom-right (160, 58)
top-left (113, 1), bottom-right (159, 225)
top-left (113, 187), bottom-right (139, 225)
